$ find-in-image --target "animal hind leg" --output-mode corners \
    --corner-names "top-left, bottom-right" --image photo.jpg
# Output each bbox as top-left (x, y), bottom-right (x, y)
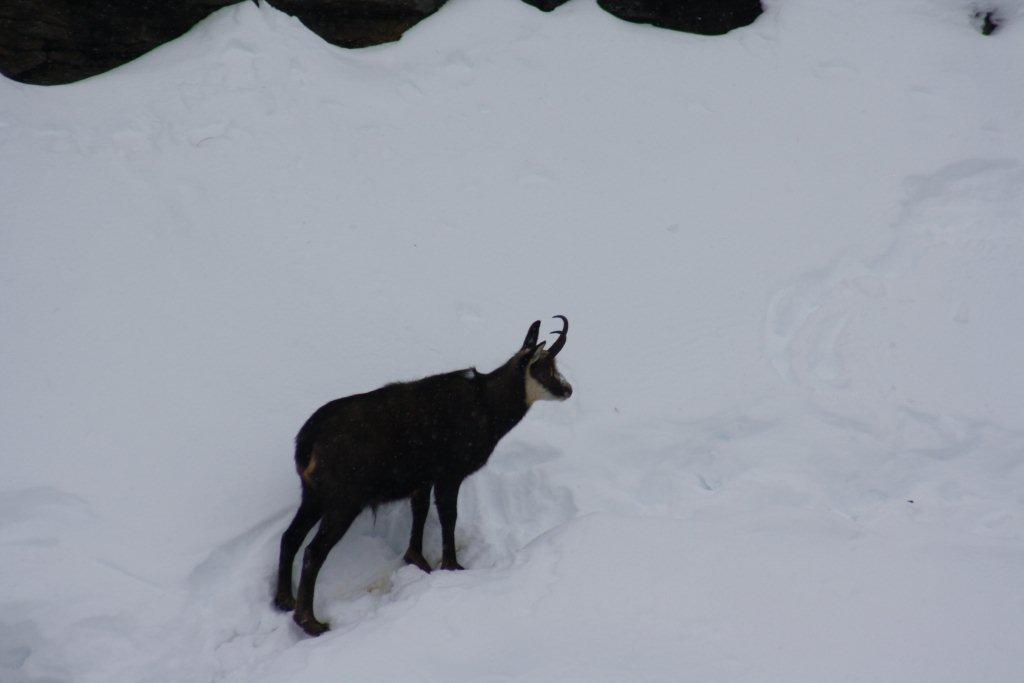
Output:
top-left (403, 487), bottom-right (432, 573)
top-left (273, 490), bottom-right (322, 611)
top-left (293, 503), bottom-right (361, 637)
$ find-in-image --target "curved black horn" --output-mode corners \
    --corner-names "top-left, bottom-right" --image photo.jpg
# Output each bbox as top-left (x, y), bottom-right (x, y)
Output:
top-left (521, 320), bottom-right (541, 350)
top-left (547, 315), bottom-right (568, 357)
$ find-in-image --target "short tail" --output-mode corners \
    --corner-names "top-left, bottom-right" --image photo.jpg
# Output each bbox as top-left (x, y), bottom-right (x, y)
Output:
top-left (294, 422), bottom-right (316, 477)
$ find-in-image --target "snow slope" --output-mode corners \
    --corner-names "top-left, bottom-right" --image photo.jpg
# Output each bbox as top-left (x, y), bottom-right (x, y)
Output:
top-left (2, 0), bottom-right (1023, 680)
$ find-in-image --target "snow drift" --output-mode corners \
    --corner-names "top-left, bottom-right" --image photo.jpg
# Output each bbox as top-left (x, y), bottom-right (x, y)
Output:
top-left (1, 0), bottom-right (1023, 680)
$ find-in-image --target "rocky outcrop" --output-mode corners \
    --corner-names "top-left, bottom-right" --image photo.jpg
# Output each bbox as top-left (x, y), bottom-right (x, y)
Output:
top-left (518, 0), bottom-right (572, 11)
top-left (264, 0), bottom-right (446, 49)
top-left (0, 0), bottom-right (241, 85)
top-left (0, 0), bottom-right (765, 86)
top-left (597, 0), bottom-right (762, 36)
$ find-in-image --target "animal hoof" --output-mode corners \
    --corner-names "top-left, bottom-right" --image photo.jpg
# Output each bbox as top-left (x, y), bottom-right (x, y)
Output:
top-left (404, 550), bottom-right (432, 573)
top-left (273, 592), bottom-right (296, 612)
top-left (439, 559), bottom-right (465, 571)
top-left (294, 611), bottom-right (330, 637)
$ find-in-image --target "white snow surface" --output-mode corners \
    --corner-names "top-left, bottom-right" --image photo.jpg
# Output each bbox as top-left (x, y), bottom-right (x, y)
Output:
top-left (2, 0), bottom-right (1024, 680)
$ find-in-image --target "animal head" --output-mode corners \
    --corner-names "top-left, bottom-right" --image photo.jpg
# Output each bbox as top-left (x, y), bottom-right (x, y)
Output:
top-left (518, 316), bottom-right (573, 403)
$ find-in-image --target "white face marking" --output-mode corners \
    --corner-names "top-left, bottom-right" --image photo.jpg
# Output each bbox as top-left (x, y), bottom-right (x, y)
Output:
top-left (524, 359), bottom-right (571, 405)
top-left (525, 372), bottom-right (558, 404)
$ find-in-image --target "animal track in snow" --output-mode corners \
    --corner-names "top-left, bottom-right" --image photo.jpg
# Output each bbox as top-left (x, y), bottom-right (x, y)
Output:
top-left (765, 159), bottom-right (1024, 421)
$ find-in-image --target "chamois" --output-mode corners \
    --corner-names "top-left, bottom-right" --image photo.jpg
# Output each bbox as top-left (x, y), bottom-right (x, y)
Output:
top-left (274, 316), bottom-right (573, 636)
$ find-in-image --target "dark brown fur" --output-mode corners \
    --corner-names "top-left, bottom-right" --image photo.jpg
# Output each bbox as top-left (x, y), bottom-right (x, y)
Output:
top-left (273, 319), bottom-right (571, 636)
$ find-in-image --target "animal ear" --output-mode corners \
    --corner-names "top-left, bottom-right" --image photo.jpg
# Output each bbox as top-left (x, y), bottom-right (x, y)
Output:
top-left (529, 342), bottom-right (547, 361)
top-left (521, 320), bottom-right (541, 350)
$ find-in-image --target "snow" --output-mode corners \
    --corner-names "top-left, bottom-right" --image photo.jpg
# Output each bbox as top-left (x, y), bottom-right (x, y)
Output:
top-left (2, 0), bottom-right (1023, 680)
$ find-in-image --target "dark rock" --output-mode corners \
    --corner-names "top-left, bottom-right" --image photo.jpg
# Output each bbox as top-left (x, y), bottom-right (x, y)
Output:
top-left (974, 10), bottom-right (1000, 35)
top-left (0, 0), bottom-right (760, 86)
top-left (519, 0), bottom-right (572, 11)
top-left (265, 0), bottom-right (448, 49)
top-left (0, 0), bottom-right (446, 85)
top-left (0, 0), bottom-right (242, 85)
top-left (597, 0), bottom-right (762, 36)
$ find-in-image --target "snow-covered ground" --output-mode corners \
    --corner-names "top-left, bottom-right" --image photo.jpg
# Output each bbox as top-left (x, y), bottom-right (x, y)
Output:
top-left (2, 0), bottom-right (1023, 680)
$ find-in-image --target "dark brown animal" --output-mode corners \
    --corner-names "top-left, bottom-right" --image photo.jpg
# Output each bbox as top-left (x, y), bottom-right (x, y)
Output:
top-left (274, 317), bottom-right (572, 636)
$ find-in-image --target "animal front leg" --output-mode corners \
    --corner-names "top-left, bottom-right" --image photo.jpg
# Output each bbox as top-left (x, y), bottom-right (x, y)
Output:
top-left (434, 478), bottom-right (464, 570)
top-left (403, 487), bottom-right (432, 573)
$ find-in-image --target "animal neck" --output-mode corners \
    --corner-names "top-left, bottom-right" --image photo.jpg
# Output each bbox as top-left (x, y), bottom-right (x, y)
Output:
top-left (480, 357), bottom-right (530, 437)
